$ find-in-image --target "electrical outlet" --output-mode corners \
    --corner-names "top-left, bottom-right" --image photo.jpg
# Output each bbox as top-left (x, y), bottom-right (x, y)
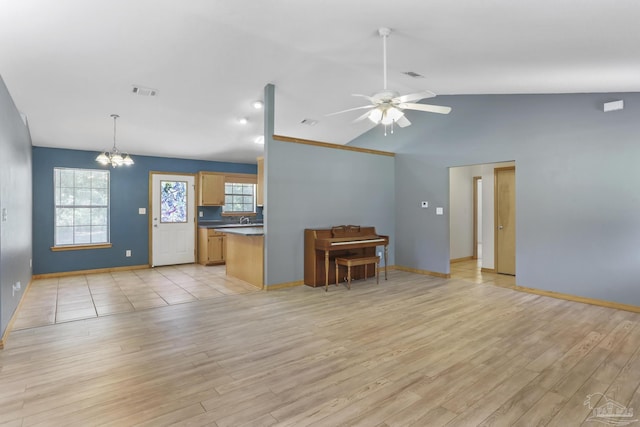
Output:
top-left (199, 211), bottom-right (203, 218)
top-left (138, 208), bottom-right (146, 215)
top-left (12, 282), bottom-right (21, 297)
top-left (126, 250), bottom-right (132, 257)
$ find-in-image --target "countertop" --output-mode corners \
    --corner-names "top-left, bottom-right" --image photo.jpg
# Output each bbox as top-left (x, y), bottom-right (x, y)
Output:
top-left (215, 226), bottom-right (264, 236)
top-left (198, 221), bottom-right (263, 229)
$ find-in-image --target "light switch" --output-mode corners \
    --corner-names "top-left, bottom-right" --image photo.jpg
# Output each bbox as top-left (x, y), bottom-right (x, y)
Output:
top-left (421, 201), bottom-right (428, 208)
top-left (199, 211), bottom-right (204, 218)
top-left (138, 208), bottom-right (146, 215)
top-left (436, 207), bottom-right (444, 215)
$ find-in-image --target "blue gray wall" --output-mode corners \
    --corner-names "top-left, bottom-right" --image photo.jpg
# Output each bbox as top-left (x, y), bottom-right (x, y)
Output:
top-left (264, 138), bottom-right (395, 286)
top-left (350, 93), bottom-right (640, 306)
top-left (33, 147), bottom-right (256, 275)
top-left (0, 76), bottom-right (32, 340)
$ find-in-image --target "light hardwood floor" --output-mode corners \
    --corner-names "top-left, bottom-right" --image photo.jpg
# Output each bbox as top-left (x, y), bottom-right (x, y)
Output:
top-left (2, 267), bottom-right (640, 426)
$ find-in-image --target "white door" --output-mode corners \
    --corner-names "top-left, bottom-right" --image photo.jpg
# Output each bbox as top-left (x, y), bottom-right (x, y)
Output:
top-left (151, 173), bottom-right (196, 266)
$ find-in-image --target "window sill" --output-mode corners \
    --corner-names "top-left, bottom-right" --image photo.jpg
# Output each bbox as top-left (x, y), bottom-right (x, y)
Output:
top-left (51, 243), bottom-right (112, 252)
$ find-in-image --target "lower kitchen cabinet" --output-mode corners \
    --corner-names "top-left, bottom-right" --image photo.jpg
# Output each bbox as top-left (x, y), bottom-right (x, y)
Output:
top-left (198, 228), bottom-right (226, 265)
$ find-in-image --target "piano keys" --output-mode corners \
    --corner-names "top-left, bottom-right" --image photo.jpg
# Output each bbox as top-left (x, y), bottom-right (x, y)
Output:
top-left (304, 225), bottom-right (389, 288)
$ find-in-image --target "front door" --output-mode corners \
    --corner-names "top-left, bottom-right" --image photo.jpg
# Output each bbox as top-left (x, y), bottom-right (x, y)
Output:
top-left (151, 173), bottom-right (196, 267)
top-left (495, 166), bottom-right (515, 275)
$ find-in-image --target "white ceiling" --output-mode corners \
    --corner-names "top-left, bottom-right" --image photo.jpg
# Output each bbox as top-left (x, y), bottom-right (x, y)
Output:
top-left (1, 0), bottom-right (639, 164)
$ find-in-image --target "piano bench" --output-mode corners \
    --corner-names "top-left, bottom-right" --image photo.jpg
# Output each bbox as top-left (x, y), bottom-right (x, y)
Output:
top-left (334, 255), bottom-right (380, 291)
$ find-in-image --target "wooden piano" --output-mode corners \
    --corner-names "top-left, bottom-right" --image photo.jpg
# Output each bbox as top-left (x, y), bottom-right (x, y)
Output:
top-left (304, 225), bottom-right (389, 288)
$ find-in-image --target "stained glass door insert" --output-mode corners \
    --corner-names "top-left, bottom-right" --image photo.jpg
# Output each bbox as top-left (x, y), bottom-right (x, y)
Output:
top-left (160, 180), bottom-right (188, 223)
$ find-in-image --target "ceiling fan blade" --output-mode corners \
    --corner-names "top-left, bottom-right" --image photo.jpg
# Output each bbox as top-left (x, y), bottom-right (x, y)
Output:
top-left (393, 90), bottom-right (436, 104)
top-left (353, 109), bottom-right (374, 123)
top-left (326, 104), bottom-right (374, 117)
top-left (399, 102), bottom-right (452, 114)
top-left (352, 94), bottom-right (375, 102)
top-left (396, 115), bottom-right (411, 127)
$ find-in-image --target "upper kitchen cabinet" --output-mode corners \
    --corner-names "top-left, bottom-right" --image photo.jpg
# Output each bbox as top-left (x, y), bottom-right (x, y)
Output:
top-left (198, 172), bottom-right (225, 206)
top-left (257, 157), bottom-right (264, 207)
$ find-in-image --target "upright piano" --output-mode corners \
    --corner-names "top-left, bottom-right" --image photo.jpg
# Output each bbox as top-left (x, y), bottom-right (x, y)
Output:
top-left (304, 225), bottom-right (389, 288)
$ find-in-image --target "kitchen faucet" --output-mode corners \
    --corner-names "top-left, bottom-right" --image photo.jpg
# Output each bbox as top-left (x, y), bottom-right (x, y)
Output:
top-left (239, 216), bottom-right (251, 224)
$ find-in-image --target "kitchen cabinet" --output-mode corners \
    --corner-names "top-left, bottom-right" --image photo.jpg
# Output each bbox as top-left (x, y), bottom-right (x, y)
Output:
top-left (256, 157), bottom-right (264, 206)
top-left (198, 228), bottom-right (226, 265)
top-left (198, 173), bottom-right (225, 206)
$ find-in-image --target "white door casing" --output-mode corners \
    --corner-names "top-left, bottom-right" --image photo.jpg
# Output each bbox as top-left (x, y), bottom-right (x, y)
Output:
top-left (151, 173), bottom-right (195, 267)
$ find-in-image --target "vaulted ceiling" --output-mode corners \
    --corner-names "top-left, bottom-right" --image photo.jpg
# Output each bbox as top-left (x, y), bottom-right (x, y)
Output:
top-left (1, 1), bottom-right (639, 163)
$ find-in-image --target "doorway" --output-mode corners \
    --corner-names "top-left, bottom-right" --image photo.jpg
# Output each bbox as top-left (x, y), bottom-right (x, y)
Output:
top-left (495, 166), bottom-right (515, 275)
top-left (449, 161), bottom-right (515, 273)
top-left (473, 176), bottom-right (482, 260)
top-left (150, 172), bottom-right (196, 267)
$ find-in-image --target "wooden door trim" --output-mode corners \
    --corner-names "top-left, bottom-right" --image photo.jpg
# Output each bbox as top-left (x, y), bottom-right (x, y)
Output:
top-left (472, 176), bottom-right (481, 260)
top-left (494, 166), bottom-right (515, 275)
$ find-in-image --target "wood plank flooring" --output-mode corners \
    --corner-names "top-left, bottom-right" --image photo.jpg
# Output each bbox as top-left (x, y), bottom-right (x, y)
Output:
top-left (2, 267), bottom-right (640, 426)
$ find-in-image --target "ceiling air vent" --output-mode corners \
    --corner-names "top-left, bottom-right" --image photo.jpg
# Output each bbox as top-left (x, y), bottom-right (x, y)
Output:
top-left (301, 119), bottom-right (318, 126)
top-left (132, 85), bottom-right (159, 97)
top-left (402, 71), bottom-right (424, 78)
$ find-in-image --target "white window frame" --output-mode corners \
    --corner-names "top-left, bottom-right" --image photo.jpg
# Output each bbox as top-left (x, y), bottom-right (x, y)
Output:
top-left (53, 167), bottom-right (111, 249)
top-left (222, 182), bottom-right (256, 214)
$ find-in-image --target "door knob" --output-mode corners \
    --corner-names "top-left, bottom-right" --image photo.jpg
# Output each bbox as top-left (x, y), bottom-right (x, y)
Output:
top-left (498, 225), bottom-right (504, 230)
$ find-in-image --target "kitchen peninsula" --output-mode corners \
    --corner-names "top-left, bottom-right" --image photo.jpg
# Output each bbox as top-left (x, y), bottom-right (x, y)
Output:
top-left (214, 226), bottom-right (264, 288)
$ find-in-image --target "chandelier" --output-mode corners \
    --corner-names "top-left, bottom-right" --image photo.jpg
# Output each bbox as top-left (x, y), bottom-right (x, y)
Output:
top-left (96, 114), bottom-right (134, 167)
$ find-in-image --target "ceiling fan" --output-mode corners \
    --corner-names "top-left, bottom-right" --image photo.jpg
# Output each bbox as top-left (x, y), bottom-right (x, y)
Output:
top-left (328, 27), bottom-right (451, 134)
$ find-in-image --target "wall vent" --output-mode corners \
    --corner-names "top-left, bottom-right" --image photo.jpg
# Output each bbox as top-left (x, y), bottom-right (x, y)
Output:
top-left (132, 85), bottom-right (159, 97)
top-left (603, 100), bottom-right (623, 112)
top-left (402, 71), bottom-right (424, 78)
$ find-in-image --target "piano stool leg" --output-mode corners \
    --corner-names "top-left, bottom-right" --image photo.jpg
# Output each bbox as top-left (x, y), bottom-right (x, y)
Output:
top-left (376, 261), bottom-right (379, 284)
top-left (335, 263), bottom-right (338, 288)
top-left (325, 251), bottom-right (330, 292)
top-left (364, 264), bottom-right (368, 281)
top-left (347, 265), bottom-right (351, 290)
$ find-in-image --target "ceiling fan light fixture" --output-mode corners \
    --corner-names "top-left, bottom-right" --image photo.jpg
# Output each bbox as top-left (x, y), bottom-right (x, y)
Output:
top-left (368, 108), bottom-right (383, 123)
top-left (253, 100), bottom-right (264, 109)
top-left (383, 107), bottom-right (404, 125)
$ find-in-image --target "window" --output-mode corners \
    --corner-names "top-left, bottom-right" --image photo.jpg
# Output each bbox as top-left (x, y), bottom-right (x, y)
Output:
top-left (222, 182), bottom-right (256, 213)
top-left (160, 180), bottom-right (188, 223)
top-left (54, 168), bottom-right (110, 246)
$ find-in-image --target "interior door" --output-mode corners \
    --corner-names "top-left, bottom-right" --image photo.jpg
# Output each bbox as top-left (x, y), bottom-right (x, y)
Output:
top-left (151, 173), bottom-right (196, 267)
top-left (495, 166), bottom-right (515, 275)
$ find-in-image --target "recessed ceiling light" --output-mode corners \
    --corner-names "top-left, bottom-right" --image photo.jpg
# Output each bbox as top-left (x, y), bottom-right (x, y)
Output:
top-left (238, 117), bottom-right (248, 125)
top-left (253, 100), bottom-right (264, 109)
top-left (254, 136), bottom-right (264, 144)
